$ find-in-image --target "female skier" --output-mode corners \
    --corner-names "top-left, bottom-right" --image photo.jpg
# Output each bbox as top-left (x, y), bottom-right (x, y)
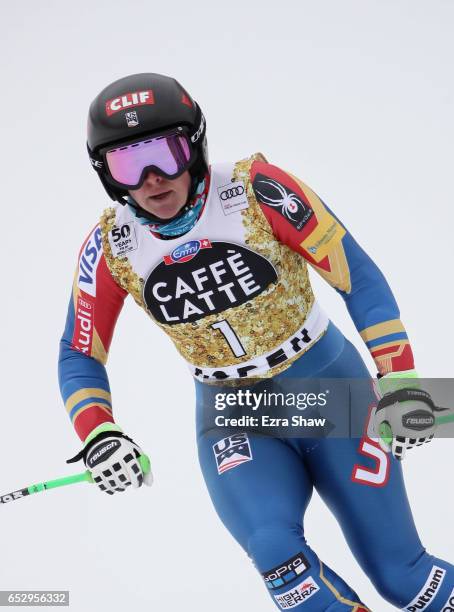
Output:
top-left (59, 72), bottom-right (454, 610)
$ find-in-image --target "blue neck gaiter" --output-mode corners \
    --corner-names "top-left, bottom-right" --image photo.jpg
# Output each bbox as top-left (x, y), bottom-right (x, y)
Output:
top-left (127, 177), bottom-right (208, 237)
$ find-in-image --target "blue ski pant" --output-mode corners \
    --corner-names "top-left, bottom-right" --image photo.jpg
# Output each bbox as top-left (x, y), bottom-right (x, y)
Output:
top-left (196, 324), bottom-right (454, 610)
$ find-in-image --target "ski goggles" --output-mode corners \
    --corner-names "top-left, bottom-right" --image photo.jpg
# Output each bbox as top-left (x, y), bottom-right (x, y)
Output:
top-left (99, 128), bottom-right (195, 190)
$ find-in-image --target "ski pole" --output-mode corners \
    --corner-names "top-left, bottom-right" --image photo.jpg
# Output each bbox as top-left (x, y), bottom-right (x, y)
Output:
top-left (0, 455), bottom-right (151, 505)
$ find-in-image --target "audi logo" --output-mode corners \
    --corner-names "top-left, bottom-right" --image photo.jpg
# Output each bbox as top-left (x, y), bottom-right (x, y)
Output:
top-left (220, 186), bottom-right (245, 200)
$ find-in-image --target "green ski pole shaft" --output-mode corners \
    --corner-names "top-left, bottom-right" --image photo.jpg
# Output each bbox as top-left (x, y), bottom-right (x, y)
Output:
top-left (0, 455), bottom-right (150, 505)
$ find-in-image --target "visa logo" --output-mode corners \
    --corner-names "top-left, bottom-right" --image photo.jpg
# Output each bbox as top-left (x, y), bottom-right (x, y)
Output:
top-left (78, 227), bottom-right (102, 296)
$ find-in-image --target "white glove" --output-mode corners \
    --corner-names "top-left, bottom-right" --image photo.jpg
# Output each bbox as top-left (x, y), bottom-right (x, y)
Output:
top-left (67, 424), bottom-right (153, 495)
top-left (372, 371), bottom-right (436, 460)
top-left (372, 388), bottom-right (436, 460)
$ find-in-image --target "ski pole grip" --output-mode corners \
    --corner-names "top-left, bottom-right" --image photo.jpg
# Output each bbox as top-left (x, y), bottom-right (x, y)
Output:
top-left (85, 470), bottom-right (94, 483)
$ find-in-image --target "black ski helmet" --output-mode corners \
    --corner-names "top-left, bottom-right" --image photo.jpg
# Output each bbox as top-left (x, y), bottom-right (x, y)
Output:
top-left (87, 73), bottom-right (208, 203)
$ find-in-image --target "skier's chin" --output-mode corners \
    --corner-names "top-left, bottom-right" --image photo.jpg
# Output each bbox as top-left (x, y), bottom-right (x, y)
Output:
top-left (146, 199), bottom-right (185, 219)
top-left (138, 193), bottom-right (185, 219)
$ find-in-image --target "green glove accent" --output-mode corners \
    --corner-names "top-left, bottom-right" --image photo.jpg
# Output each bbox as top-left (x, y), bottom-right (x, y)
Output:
top-left (377, 369), bottom-right (420, 396)
top-left (84, 422), bottom-right (123, 446)
top-left (379, 422), bottom-right (393, 446)
top-left (138, 454), bottom-right (151, 475)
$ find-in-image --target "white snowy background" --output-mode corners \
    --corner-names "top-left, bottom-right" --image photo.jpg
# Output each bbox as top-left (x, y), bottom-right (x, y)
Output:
top-left (0, 1), bottom-right (453, 610)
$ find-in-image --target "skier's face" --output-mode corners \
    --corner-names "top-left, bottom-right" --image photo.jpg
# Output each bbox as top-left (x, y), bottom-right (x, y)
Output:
top-left (128, 169), bottom-right (191, 219)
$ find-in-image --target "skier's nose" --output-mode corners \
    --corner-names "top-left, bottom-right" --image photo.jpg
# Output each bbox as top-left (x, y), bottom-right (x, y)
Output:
top-left (144, 170), bottom-right (163, 185)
